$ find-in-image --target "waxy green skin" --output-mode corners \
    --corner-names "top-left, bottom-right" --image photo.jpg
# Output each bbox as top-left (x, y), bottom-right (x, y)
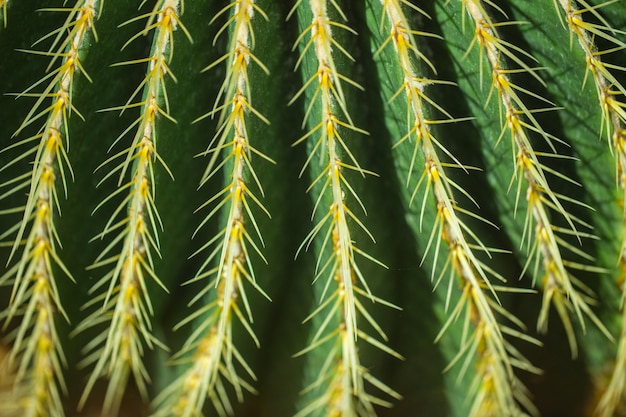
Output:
top-left (0, 0), bottom-right (625, 416)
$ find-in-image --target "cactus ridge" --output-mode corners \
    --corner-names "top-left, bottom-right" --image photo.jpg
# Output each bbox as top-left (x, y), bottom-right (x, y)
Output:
top-left (0, 2), bottom-right (99, 416)
top-left (151, 2), bottom-right (274, 416)
top-left (373, 1), bottom-right (543, 415)
top-left (2, 0), bottom-right (626, 416)
top-left (287, 1), bottom-right (404, 416)
top-left (457, 0), bottom-right (612, 360)
top-left (73, 1), bottom-right (187, 415)
top-left (547, 0), bottom-right (626, 415)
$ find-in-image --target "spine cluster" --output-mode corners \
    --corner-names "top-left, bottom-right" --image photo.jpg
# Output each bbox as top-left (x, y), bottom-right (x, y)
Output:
top-left (377, 0), bottom-right (538, 415)
top-left (461, 0), bottom-right (608, 357)
top-left (2, 1), bottom-right (626, 416)
top-left (152, 1), bottom-right (272, 416)
top-left (291, 1), bottom-right (400, 415)
top-left (552, 0), bottom-right (626, 414)
top-left (0, 1), bottom-right (98, 416)
top-left (77, 1), bottom-right (186, 414)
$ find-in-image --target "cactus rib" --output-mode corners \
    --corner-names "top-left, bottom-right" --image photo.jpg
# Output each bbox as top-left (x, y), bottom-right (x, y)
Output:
top-left (151, 1), bottom-right (273, 416)
top-left (0, 1), bottom-right (99, 416)
top-left (290, 1), bottom-right (402, 416)
top-left (375, 1), bottom-right (540, 415)
top-left (75, 1), bottom-right (187, 414)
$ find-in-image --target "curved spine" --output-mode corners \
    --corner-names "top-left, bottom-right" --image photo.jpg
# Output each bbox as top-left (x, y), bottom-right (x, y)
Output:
top-left (0, 1), bottom-right (99, 416)
top-left (150, 1), bottom-right (272, 416)
top-left (290, 1), bottom-right (402, 416)
top-left (461, 0), bottom-right (609, 357)
top-left (75, 1), bottom-right (188, 414)
top-left (376, 1), bottom-right (539, 415)
top-left (550, 0), bottom-right (626, 414)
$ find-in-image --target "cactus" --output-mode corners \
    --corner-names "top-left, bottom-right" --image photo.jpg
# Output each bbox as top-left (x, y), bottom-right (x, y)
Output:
top-left (1, 0), bottom-right (626, 416)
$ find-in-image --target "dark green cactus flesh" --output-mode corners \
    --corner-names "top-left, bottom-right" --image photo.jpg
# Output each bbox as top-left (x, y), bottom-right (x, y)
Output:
top-left (1, 1), bottom-right (626, 416)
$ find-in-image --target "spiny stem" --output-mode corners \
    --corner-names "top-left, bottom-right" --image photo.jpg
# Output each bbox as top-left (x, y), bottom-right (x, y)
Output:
top-left (553, 0), bottom-right (626, 281)
top-left (461, 0), bottom-right (609, 357)
top-left (76, 1), bottom-right (186, 414)
top-left (376, 1), bottom-right (538, 415)
top-left (551, 0), bottom-right (626, 413)
top-left (0, 1), bottom-right (99, 416)
top-left (291, 1), bottom-right (400, 416)
top-left (151, 1), bottom-right (271, 416)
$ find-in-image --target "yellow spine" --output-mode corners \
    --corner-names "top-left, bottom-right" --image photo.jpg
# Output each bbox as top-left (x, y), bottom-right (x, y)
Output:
top-left (151, 1), bottom-right (272, 416)
top-left (377, 1), bottom-right (538, 415)
top-left (291, 1), bottom-right (401, 415)
top-left (461, 0), bottom-right (608, 357)
top-left (77, 1), bottom-right (187, 414)
top-left (552, 0), bottom-right (626, 414)
top-left (0, 2), bottom-right (98, 416)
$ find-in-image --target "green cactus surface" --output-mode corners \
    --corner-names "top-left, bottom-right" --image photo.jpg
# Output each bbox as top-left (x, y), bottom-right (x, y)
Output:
top-left (2, 1), bottom-right (626, 416)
